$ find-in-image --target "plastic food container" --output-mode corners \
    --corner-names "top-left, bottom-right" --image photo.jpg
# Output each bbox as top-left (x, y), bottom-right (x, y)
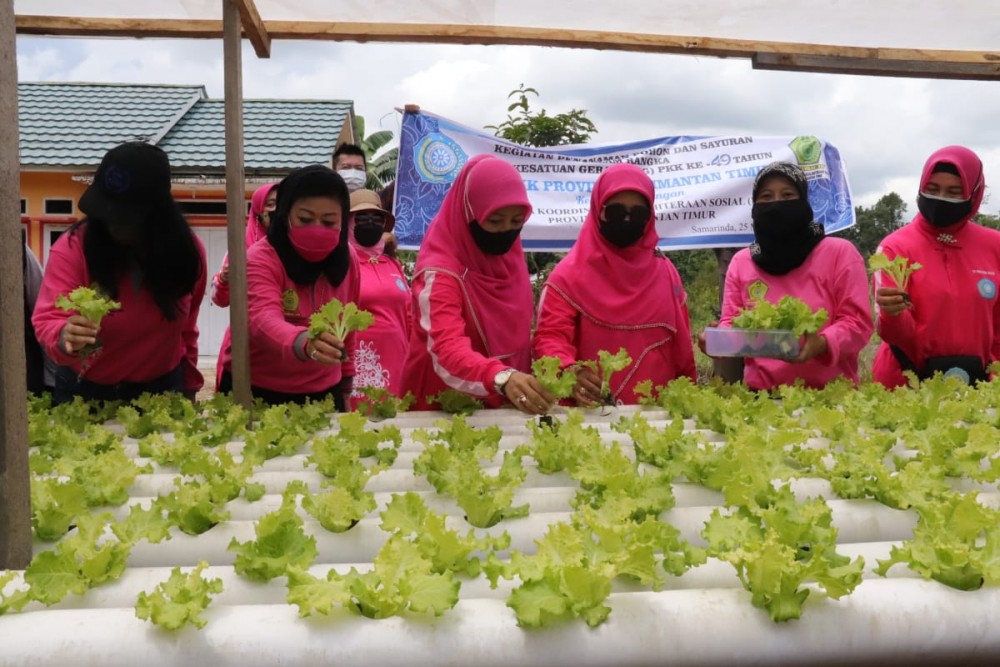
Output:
top-left (704, 327), bottom-right (801, 359)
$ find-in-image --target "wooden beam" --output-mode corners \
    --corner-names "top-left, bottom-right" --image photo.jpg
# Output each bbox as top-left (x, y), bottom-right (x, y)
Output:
top-left (233, 0), bottom-right (269, 58)
top-left (753, 52), bottom-right (1000, 80)
top-left (14, 14), bottom-right (1000, 78)
top-left (0, 0), bottom-right (32, 570)
top-left (223, 1), bottom-right (253, 412)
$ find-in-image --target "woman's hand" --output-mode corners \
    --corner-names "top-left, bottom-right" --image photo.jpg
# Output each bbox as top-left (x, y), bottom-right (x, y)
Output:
top-left (218, 264), bottom-right (230, 285)
top-left (875, 286), bottom-right (910, 317)
top-left (571, 366), bottom-right (603, 407)
top-left (792, 333), bottom-right (828, 363)
top-left (503, 372), bottom-right (555, 415)
top-left (697, 320), bottom-right (719, 357)
top-left (305, 332), bottom-right (345, 364)
top-left (60, 315), bottom-right (99, 354)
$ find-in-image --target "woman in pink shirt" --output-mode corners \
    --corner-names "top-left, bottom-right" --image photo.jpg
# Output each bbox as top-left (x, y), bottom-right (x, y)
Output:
top-left (401, 155), bottom-right (554, 414)
top-left (873, 146), bottom-right (999, 386)
top-left (346, 189), bottom-right (412, 400)
top-left (211, 182), bottom-right (277, 308)
top-left (217, 165), bottom-right (360, 408)
top-left (711, 161), bottom-right (873, 390)
top-left (32, 141), bottom-right (207, 403)
top-left (534, 163), bottom-right (696, 405)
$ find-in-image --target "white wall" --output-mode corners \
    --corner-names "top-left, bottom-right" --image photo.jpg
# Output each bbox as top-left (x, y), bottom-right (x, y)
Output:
top-left (193, 226), bottom-right (229, 365)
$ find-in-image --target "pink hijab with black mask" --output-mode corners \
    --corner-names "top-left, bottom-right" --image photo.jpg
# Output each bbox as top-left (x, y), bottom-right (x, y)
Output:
top-left (914, 145), bottom-right (985, 236)
top-left (543, 163), bottom-right (686, 395)
top-left (546, 162), bottom-right (681, 329)
top-left (413, 154), bottom-right (534, 366)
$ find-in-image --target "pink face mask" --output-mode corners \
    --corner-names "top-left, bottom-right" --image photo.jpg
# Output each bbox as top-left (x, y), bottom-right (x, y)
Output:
top-left (288, 224), bottom-right (340, 262)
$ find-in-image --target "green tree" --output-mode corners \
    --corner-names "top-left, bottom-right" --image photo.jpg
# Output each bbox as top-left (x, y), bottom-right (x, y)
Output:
top-left (834, 192), bottom-right (907, 258)
top-left (486, 84), bottom-right (597, 148)
top-left (976, 212), bottom-right (1000, 230)
top-left (356, 115), bottom-right (397, 190)
top-left (486, 85), bottom-right (599, 293)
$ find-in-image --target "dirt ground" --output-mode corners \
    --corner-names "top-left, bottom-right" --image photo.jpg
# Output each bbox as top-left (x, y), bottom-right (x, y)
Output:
top-left (196, 365), bottom-right (216, 402)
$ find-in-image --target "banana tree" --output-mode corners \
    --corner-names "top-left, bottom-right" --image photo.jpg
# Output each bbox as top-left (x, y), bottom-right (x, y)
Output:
top-left (356, 115), bottom-right (398, 190)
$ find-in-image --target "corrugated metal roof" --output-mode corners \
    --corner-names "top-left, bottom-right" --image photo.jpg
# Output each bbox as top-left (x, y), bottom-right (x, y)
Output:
top-left (19, 82), bottom-right (206, 167)
top-left (18, 82), bottom-right (355, 174)
top-left (160, 99), bottom-right (354, 172)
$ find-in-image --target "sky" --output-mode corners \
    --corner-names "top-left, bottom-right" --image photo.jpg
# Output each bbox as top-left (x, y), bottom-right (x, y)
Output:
top-left (16, 34), bottom-right (1000, 215)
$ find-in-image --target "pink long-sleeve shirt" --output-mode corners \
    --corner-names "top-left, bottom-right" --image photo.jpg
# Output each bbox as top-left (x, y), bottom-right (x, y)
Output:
top-left (720, 237), bottom-right (873, 390)
top-left (218, 241), bottom-right (359, 394)
top-left (402, 269), bottom-right (527, 410)
top-left (32, 224), bottom-right (206, 393)
top-left (872, 220), bottom-right (1000, 386)
top-left (350, 255), bottom-right (412, 398)
top-left (533, 276), bottom-right (697, 404)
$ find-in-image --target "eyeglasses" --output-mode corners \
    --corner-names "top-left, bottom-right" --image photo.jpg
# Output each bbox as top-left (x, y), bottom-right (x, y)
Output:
top-left (602, 203), bottom-right (651, 227)
top-left (353, 212), bottom-right (386, 225)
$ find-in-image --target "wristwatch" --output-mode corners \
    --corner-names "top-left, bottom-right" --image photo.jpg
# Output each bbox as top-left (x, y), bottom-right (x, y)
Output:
top-left (493, 368), bottom-right (517, 395)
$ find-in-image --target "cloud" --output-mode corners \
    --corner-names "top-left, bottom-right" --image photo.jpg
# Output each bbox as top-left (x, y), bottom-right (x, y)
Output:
top-left (16, 35), bottom-right (1000, 213)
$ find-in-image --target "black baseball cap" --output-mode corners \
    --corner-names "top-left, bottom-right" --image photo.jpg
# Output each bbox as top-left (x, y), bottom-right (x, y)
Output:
top-left (79, 141), bottom-right (174, 225)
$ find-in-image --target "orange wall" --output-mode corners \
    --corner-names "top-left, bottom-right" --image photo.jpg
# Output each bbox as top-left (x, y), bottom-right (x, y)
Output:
top-left (20, 170), bottom-right (256, 258)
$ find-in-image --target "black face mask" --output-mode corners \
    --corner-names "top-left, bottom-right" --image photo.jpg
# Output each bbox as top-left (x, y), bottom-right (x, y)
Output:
top-left (749, 198), bottom-right (823, 276)
top-left (751, 199), bottom-right (814, 239)
top-left (468, 220), bottom-right (521, 255)
top-left (353, 222), bottom-right (384, 247)
top-left (597, 203), bottom-right (652, 248)
top-left (917, 193), bottom-right (972, 228)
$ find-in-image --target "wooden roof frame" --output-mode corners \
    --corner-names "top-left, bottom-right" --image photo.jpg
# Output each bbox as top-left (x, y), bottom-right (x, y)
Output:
top-left (13, 13), bottom-right (1000, 80)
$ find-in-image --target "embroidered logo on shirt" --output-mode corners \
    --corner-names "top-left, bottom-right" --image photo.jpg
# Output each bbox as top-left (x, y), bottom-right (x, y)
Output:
top-left (395, 278), bottom-right (408, 292)
top-left (977, 278), bottom-right (996, 299)
top-left (937, 233), bottom-right (957, 244)
top-left (281, 289), bottom-right (299, 313)
top-left (747, 279), bottom-right (769, 303)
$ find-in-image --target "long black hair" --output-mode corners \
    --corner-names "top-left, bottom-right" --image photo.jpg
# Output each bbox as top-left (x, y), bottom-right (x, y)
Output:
top-left (267, 165), bottom-right (352, 286)
top-left (69, 201), bottom-right (202, 321)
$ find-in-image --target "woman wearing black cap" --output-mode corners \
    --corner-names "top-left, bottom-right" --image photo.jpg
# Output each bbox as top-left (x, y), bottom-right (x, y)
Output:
top-left (216, 165), bottom-right (360, 408)
top-left (703, 161), bottom-right (873, 390)
top-left (32, 141), bottom-right (207, 404)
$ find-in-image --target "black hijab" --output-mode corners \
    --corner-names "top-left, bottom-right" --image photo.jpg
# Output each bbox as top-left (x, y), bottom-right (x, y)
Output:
top-left (748, 162), bottom-right (825, 276)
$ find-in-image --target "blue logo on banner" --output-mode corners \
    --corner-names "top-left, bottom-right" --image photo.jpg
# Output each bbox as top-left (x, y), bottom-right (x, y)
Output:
top-left (977, 278), bottom-right (996, 299)
top-left (414, 133), bottom-right (466, 183)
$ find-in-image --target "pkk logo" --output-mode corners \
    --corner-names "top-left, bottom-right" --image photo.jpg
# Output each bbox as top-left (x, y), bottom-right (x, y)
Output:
top-left (788, 136), bottom-right (822, 166)
top-left (747, 279), bottom-right (769, 303)
top-left (977, 277), bottom-right (996, 299)
top-left (413, 132), bottom-right (467, 184)
top-left (281, 289), bottom-right (299, 313)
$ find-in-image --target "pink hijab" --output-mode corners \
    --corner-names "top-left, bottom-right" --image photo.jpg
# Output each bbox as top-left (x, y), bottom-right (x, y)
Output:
top-left (244, 183), bottom-right (278, 248)
top-left (915, 145), bottom-right (985, 233)
top-left (546, 163), bottom-right (681, 330)
top-left (414, 154), bottom-right (534, 361)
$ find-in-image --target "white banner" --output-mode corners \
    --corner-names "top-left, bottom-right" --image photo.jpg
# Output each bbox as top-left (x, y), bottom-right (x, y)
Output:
top-left (394, 109), bottom-right (854, 251)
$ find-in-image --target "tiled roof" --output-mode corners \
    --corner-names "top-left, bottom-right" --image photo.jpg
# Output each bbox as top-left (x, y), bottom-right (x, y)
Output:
top-left (160, 99), bottom-right (355, 174)
top-left (19, 82), bottom-right (206, 167)
top-left (18, 82), bottom-right (356, 174)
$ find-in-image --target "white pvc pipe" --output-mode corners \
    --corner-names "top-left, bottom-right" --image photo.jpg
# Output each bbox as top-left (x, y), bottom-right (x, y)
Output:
top-left (1, 580), bottom-right (997, 667)
top-left (10, 541), bottom-right (921, 614)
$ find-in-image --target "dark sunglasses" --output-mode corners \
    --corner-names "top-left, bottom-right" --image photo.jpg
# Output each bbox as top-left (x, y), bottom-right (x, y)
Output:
top-left (353, 212), bottom-right (386, 225)
top-left (602, 203), bottom-right (651, 227)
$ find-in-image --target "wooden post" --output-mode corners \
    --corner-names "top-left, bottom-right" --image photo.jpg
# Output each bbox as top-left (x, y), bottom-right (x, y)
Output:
top-left (0, 0), bottom-right (32, 569)
top-left (223, 0), bottom-right (252, 411)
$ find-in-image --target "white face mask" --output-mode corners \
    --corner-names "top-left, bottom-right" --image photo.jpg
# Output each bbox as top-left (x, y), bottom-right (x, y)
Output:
top-left (338, 168), bottom-right (367, 192)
